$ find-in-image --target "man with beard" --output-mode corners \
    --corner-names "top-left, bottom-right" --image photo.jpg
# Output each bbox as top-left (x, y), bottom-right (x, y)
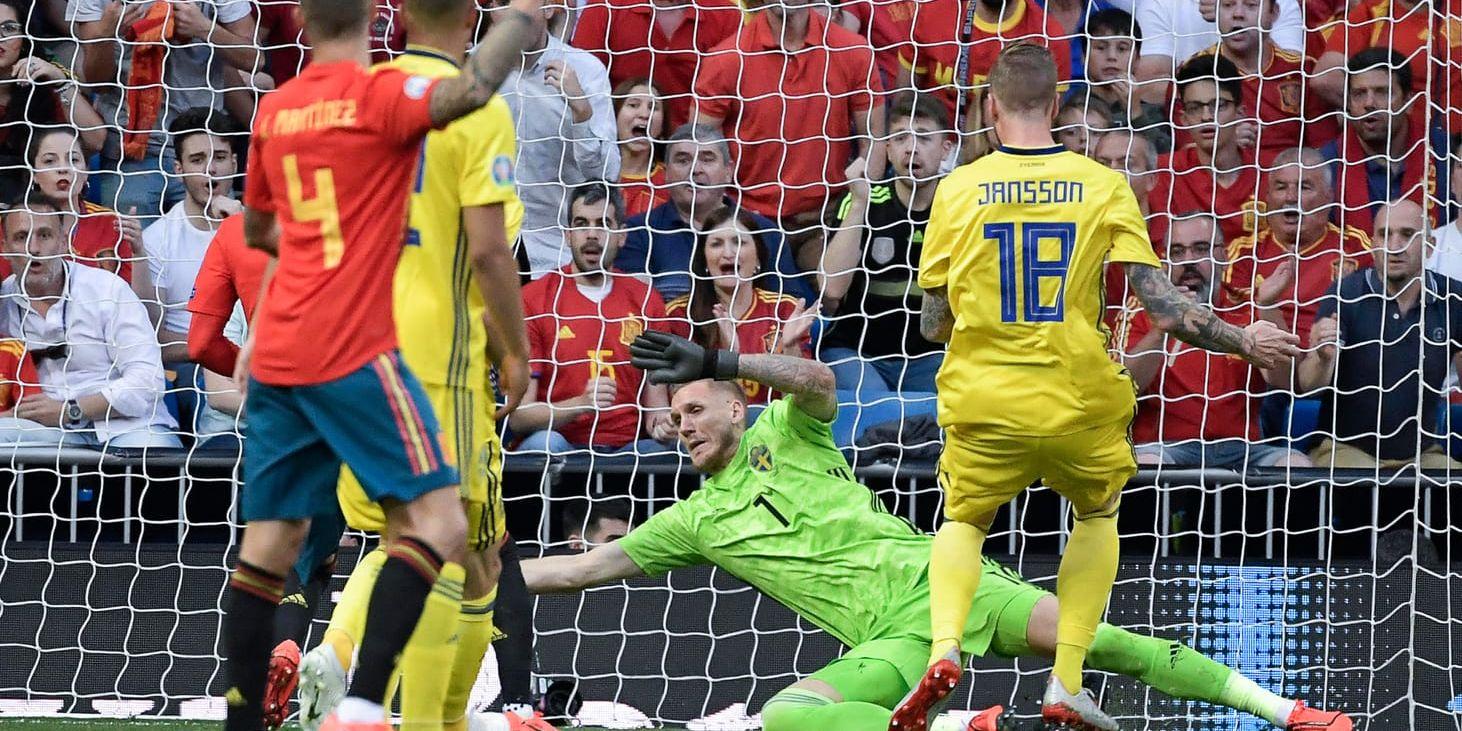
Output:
top-left (510, 182), bottom-right (674, 454)
top-left (1318, 48), bottom-right (1450, 234)
top-left (1120, 213), bottom-right (1311, 469)
top-left (1299, 199), bottom-right (1462, 469)
top-left (1225, 147), bottom-right (1372, 347)
top-left (820, 93), bottom-right (954, 396)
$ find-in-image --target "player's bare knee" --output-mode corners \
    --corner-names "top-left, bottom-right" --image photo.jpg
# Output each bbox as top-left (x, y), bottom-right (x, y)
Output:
top-left (1025, 596), bottom-right (1059, 657)
top-left (462, 546), bottom-right (500, 599)
top-left (239, 518), bottom-right (311, 575)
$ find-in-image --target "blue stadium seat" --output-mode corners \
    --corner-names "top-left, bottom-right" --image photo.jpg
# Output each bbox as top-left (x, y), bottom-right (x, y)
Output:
top-left (831, 390), bottom-right (938, 450)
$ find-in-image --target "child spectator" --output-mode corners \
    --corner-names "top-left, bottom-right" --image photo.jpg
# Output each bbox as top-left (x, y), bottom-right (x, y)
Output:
top-left (1079, 9), bottom-right (1171, 153)
top-left (665, 207), bottom-right (816, 405)
top-left (1053, 98), bottom-right (1112, 155)
top-left (613, 78), bottom-right (668, 220)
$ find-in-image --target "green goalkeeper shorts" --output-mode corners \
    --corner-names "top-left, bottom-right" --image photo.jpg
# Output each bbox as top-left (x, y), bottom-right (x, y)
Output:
top-left (811, 570), bottom-right (1048, 707)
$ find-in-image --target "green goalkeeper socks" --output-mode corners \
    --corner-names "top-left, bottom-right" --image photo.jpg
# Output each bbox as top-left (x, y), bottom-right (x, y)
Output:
top-left (1086, 624), bottom-right (1293, 725)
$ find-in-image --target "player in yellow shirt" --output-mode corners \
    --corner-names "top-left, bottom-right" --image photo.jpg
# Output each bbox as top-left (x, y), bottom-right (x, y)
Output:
top-left (887, 44), bottom-right (1302, 731)
top-left (288, 1), bottom-right (538, 730)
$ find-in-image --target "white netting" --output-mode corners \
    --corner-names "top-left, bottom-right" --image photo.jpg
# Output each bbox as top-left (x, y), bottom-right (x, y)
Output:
top-left (0, 0), bottom-right (1460, 727)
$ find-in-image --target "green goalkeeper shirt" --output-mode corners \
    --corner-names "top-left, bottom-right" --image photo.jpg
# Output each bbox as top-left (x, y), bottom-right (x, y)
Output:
top-left (619, 398), bottom-right (1033, 654)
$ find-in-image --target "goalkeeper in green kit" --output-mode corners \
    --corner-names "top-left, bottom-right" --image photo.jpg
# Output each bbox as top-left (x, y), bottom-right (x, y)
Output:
top-left (521, 332), bottom-right (1353, 731)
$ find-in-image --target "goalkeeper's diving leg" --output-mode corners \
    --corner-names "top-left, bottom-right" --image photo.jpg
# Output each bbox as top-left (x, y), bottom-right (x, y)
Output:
top-left (988, 595), bottom-right (1354, 730)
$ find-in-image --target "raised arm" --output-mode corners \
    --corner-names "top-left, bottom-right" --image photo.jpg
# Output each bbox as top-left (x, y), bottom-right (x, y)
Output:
top-left (1124, 262), bottom-right (1300, 368)
top-left (628, 332), bottom-right (838, 421)
top-left (522, 542), bottom-right (644, 593)
top-left (427, 2), bottom-right (540, 127)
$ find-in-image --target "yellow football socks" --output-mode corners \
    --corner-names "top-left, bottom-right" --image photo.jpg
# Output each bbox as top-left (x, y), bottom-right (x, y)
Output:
top-left (443, 588), bottom-right (497, 731)
top-left (322, 548), bottom-right (387, 669)
top-left (399, 562), bottom-right (466, 730)
top-left (927, 521), bottom-right (988, 664)
top-left (1053, 512), bottom-right (1119, 693)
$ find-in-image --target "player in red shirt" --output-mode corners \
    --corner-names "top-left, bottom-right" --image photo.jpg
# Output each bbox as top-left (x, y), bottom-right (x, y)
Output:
top-left (570, 0), bottom-right (742, 129)
top-left (1148, 55), bottom-right (1263, 247)
top-left (513, 184), bottom-right (673, 452)
top-left (1120, 213), bottom-right (1310, 469)
top-left (186, 214), bottom-right (271, 375)
top-left (694, 1), bottom-right (885, 223)
top-left (1225, 148), bottom-right (1372, 347)
top-left (1189, 0), bottom-right (1339, 162)
top-left (663, 208), bottom-right (815, 405)
top-left (898, 0), bottom-right (1071, 120)
top-left (221, 1), bottom-right (539, 730)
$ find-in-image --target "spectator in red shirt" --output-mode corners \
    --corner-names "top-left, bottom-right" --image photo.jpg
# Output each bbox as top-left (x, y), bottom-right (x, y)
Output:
top-left (1225, 147), bottom-right (1372, 347)
top-left (1148, 54), bottom-right (1261, 246)
top-left (665, 207), bottom-right (817, 405)
top-left (1190, 0), bottom-right (1339, 161)
top-left (570, 0), bottom-right (741, 129)
top-left (1313, 0), bottom-right (1462, 124)
top-left (829, 0), bottom-right (914, 86)
top-left (513, 183), bottom-right (674, 455)
top-left (1318, 48), bottom-right (1449, 235)
top-left (1053, 98), bottom-right (1112, 155)
top-left (613, 78), bottom-right (668, 221)
top-left (25, 127), bottom-right (144, 284)
top-left (0, 336), bottom-right (37, 412)
top-left (898, 0), bottom-right (1072, 120)
top-left (1121, 212), bottom-right (1309, 468)
top-left (694, 0), bottom-right (885, 254)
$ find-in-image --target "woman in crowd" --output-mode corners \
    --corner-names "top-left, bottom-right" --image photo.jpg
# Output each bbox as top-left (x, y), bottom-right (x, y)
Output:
top-left (26, 126), bottom-right (145, 285)
top-left (612, 77), bottom-right (667, 219)
top-left (0, 0), bottom-right (105, 187)
top-left (666, 207), bottom-right (817, 405)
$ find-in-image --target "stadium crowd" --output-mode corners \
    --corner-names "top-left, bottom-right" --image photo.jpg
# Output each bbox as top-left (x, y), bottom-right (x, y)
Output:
top-left (0, 0), bottom-right (1460, 474)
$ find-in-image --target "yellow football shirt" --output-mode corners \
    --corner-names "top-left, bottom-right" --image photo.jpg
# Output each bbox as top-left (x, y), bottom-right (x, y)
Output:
top-left (919, 144), bottom-right (1159, 436)
top-left (385, 47), bottom-right (523, 395)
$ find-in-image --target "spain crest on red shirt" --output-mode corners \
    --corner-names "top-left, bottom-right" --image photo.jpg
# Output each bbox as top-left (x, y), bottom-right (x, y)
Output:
top-left (1276, 80), bottom-right (1302, 114)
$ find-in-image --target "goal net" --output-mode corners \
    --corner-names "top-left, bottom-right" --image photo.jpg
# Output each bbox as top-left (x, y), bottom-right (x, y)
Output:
top-left (1, 0), bottom-right (1460, 728)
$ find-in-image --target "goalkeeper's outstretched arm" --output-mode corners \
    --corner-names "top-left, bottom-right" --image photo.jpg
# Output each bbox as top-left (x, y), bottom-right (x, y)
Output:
top-left (522, 543), bottom-right (645, 594)
top-left (628, 332), bottom-right (837, 422)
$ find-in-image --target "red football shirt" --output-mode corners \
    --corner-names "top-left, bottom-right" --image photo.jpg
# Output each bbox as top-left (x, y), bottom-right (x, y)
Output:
top-left (664, 290), bottom-right (813, 405)
top-left (695, 10), bottom-right (883, 219)
top-left (839, 0), bottom-right (916, 84)
top-left (1325, 0), bottom-right (1462, 125)
top-left (571, 0), bottom-right (743, 130)
top-left (1187, 46), bottom-right (1340, 163)
top-left (1148, 145), bottom-right (1263, 246)
top-left (1224, 223), bottom-right (1373, 345)
top-left (244, 60), bottom-right (440, 385)
top-left (522, 269), bottom-right (667, 448)
top-left (254, 0), bottom-right (405, 83)
top-left (0, 338), bottom-right (37, 412)
top-left (0, 202), bottom-right (135, 283)
top-left (898, 0), bottom-right (1072, 118)
top-left (1122, 301), bottom-right (1262, 443)
top-left (188, 214), bottom-right (272, 321)
top-left (621, 164), bottom-right (667, 220)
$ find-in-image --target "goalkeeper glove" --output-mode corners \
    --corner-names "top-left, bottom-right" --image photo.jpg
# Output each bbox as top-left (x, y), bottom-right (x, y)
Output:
top-left (629, 331), bottom-right (739, 385)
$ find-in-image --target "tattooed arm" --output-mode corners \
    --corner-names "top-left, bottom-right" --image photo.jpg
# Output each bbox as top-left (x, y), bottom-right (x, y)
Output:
top-left (1125, 263), bottom-right (1302, 369)
top-left (736, 353), bottom-right (839, 423)
top-left (920, 286), bottom-right (954, 343)
top-left (427, 4), bottom-right (540, 126)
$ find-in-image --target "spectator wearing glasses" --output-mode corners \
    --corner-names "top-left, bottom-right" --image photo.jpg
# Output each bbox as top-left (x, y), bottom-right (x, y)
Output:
top-left (1148, 54), bottom-right (1260, 246)
top-left (1299, 199), bottom-right (1462, 470)
top-left (0, 199), bottom-right (177, 448)
top-left (66, 0), bottom-right (258, 220)
top-left (1121, 212), bottom-right (1310, 469)
top-left (0, 0), bottom-right (107, 173)
top-left (1319, 48), bottom-right (1449, 235)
